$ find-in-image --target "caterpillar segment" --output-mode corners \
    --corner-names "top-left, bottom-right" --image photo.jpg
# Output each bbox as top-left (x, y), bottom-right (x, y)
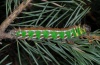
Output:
top-left (12, 25), bottom-right (86, 40)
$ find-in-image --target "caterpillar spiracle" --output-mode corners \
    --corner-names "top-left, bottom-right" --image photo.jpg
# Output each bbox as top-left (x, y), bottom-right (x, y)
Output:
top-left (11, 25), bottom-right (88, 40)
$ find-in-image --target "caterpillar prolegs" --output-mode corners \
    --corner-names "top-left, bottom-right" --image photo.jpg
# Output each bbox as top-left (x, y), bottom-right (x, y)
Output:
top-left (11, 25), bottom-right (87, 40)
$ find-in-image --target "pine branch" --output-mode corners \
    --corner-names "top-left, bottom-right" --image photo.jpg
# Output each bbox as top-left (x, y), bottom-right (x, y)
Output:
top-left (0, 0), bottom-right (32, 40)
top-left (81, 35), bottom-right (100, 42)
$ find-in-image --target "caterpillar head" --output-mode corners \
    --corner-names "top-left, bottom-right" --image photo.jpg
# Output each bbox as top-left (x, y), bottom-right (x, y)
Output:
top-left (82, 24), bottom-right (91, 32)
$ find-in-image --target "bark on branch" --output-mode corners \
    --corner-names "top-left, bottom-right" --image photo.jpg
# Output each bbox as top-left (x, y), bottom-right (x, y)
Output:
top-left (0, 0), bottom-right (32, 40)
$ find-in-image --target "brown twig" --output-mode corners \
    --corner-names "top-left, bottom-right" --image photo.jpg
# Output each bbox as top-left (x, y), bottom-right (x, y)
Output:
top-left (0, 0), bottom-right (32, 32)
top-left (0, 0), bottom-right (32, 40)
top-left (81, 35), bottom-right (100, 43)
top-left (84, 35), bottom-right (100, 40)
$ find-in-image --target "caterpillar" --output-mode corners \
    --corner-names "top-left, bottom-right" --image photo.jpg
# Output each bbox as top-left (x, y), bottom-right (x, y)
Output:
top-left (11, 25), bottom-right (88, 40)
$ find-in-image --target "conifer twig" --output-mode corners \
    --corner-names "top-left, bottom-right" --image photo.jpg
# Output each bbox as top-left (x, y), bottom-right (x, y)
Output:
top-left (0, 0), bottom-right (32, 40)
top-left (0, 0), bottom-right (32, 32)
top-left (81, 35), bottom-right (100, 43)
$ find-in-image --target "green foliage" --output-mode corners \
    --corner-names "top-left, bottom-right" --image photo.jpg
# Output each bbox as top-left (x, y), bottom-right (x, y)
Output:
top-left (0, 44), bottom-right (10, 64)
top-left (1, 0), bottom-right (100, 65)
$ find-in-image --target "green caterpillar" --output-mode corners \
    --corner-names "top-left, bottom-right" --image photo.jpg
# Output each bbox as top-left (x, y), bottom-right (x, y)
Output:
top-left (12, 25), bottom-right (87, 40)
